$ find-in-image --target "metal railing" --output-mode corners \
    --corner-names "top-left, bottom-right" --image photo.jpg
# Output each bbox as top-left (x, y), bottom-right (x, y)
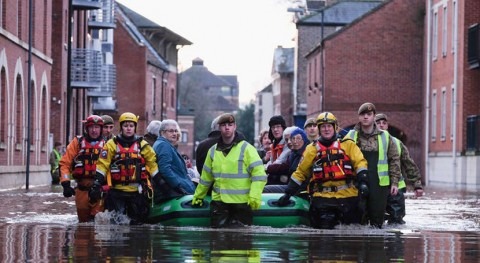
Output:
top-left (71, 48), bottom-right (102, 89)
top-left (87, 64), bottom-right (116, 97)
top-left (88, 0), bottom-right (115, 29)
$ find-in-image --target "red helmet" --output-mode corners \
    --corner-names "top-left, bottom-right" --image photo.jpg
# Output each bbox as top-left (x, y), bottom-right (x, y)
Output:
top-left (83, 115), bottom-right (104, 129)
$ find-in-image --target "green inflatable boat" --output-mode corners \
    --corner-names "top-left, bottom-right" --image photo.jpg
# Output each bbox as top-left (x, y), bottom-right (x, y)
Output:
top-left (147, 193), bottom-right (310, 228)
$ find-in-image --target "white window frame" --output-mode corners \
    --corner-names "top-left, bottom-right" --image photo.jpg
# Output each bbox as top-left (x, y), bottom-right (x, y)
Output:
top-left (452, 0), bottom-right (457, 53)
top-left (432, 10), bottom-right (439, 60)
top-left (442, 5), bottom-right (448, 57)
top-left (431, 90), bottom-right (437, 141)
top-left (451, 84), bottom-right (455, 140)
top-left (441, 87), bottom-right (446, 141)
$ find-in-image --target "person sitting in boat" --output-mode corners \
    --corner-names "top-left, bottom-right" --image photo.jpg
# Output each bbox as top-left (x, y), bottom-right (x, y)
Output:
top-left (265, 126), bottom-right (298, 186)
top-left (256, 129), bottom-right (271, 164)
top-left (94, 112), bottom-right (159, 225)
top-left (152, 119), bottom-right (196, 203)
top-left (265, 128), bottom-right (310, 194)
top-left (277, 112), bottom-right (369, 229)
top-left (182, 154), bottom-right (200, 186)
top-left (192, 113), bottom-right (267, 228)
top-left (264, 116), bottom-right (290, 178)
top-left (144, 120), bottom-right (162, 146)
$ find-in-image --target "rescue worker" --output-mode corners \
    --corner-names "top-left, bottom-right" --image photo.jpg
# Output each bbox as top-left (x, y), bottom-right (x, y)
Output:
top-left (144, 120), bottom-right (162, 146)
top-left (192, 113), bottom-right (267, 228)
top-left (94, 112), bottom-right (159, 225)
top-left (59, 115), bottom-right (106, 223)
top-left (304, 117), bottom-right (319, 142)
top-left (49, 141), bottom-right (62, 184)
top-left (277, 112), bottom-right (369, 229)
top-left (344, 103), bottom-right (401, 228)
top-left (101, 115), bottom-right (115, 141)
top-left (152, 119), bottom-right (195, 203)
top-left (375, 113), bottom-right (424, 224)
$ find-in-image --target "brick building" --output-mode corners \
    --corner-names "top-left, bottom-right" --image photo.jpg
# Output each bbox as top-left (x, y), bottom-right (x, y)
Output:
top-left (296, 1), bottom-right (383, 120)
top-left (305, 0), bottom-right (424, 171)
top-left (0, 0), bottom-right (53, 188)
top-left (425, 0), bottom-right (480, 185)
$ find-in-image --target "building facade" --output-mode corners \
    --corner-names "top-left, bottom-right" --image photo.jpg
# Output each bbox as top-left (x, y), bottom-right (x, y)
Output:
top-left (425, 0), bottom-right (480, 186)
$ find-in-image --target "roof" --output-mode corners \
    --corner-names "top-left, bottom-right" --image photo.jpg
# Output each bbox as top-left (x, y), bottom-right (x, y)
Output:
top-left (179, 59), bottom-right (232, 88)
top-left (116, 2), bottom-right (192, 46)
top-left (116, 3), bottom-right (169, 70)
top-left (298, 1), bottom-right (383, 26)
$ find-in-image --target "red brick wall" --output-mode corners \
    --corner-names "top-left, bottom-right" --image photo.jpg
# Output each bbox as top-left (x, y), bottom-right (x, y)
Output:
top-left (307, 0), bottom-right (425, 167)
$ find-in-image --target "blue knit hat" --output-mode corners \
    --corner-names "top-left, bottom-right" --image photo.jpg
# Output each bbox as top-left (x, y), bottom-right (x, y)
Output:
top-left (290, 128), bottom-right (309, 143)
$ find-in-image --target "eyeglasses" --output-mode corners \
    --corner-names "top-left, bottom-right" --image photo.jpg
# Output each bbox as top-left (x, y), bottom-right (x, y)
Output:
top-left (163, 129), bottom-right (178, 133)
top-left (291, 136), bottom-right (304, 142)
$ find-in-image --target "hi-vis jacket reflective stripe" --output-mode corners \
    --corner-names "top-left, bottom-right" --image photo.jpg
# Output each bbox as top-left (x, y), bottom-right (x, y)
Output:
top-left (194, 141), bottom-right (267, 203)
top-left (392, 137), bottom-right (407, 189)
top-left (345, 130), bottom-right (390, 186)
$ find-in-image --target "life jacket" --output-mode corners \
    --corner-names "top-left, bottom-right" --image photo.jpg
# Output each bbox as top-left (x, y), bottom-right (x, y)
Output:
top-left (109, 138), bottom-right (148, 185)
top-left (72, 136), bottom-right (104, 179)
top-left (311, 140), bottom-right (353, 182)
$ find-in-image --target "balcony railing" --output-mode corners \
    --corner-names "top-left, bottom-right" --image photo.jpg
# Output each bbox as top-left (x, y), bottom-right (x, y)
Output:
top-left (72, 0), bottom-right (101, 10)
top-left (88, 0), bottom-right (116, 29)
top-left (71, 48), bottom-right (102, 89)
top-left (87, 64), bottom-right (116, 97)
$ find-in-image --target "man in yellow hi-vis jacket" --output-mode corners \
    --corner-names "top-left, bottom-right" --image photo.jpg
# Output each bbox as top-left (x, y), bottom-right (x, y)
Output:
top-left (192, 113), bottom-right (267, 228)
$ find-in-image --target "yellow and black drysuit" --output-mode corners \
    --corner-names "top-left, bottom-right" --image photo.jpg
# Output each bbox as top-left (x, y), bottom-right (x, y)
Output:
top-left (96, 134), bottom-right (158, 225)
top-left (278, 136), bottom-right (368, 229)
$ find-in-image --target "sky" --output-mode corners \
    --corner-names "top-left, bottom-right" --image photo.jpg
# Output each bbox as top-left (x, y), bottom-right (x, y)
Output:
top-left (116, 0), bottom-right (298, 106)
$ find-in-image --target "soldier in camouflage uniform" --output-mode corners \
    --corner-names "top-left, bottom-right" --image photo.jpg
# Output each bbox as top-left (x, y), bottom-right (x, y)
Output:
top-left (345, 102), bottom-right (401, 228)
top-left (375, 113), bottom-right (423, 224)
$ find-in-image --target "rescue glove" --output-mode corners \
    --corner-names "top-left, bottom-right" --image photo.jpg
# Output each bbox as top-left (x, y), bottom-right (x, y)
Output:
top-left (276, 194), bottom-right (291, 207)
top-left (191, 197), bottom-right (203, 207)
top-left (61, 181), bottom-right (75, 198)
top-left (88, 174), bottom-right (104, 203)
top-left (356, 170), bottom-right (369, 198)
top-left (248, 196), bottom-right (261, 210)
top-left (277, 180), bottom-right (299, 206)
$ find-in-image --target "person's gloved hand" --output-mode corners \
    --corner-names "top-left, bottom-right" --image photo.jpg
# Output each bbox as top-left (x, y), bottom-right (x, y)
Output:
top-left (191, 197), bottom-right (203, 207)
top-left (276, 193), bottom-right (291, 206)
top-left (88, 180), bottom-right (103, 203)
top-left (357, 170), bottom-right (369, 198)
top-left (248, 196), bottom-right (261, 210)
top-left (61, 181), bottom-right (75, 197)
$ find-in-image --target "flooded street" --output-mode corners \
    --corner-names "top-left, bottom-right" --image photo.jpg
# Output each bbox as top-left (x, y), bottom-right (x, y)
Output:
top-left (0, 184), bottom-right (479, 262)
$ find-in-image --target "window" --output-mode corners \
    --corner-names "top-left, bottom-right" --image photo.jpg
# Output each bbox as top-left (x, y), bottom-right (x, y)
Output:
top-left (452, 0), bottom-right (457, 53)
top-left (440, 87), bottom-right (446, 141)
top-left (442, 6), bottom-right (447, 57)
top-left (468, 24), bottom-right (480, 69)
top-left (431, 90), bottom-right (437, 141)
top-left (451, 84), bottom-right (455, 140)
top-left (181, 131), bottom-right (188, 143)
top-left (432, 11), bottom-right (438, 60)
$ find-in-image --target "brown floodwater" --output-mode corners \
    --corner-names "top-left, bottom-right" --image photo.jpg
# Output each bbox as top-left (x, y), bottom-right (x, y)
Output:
top-left (0, 184), bottom-right (478, 262)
